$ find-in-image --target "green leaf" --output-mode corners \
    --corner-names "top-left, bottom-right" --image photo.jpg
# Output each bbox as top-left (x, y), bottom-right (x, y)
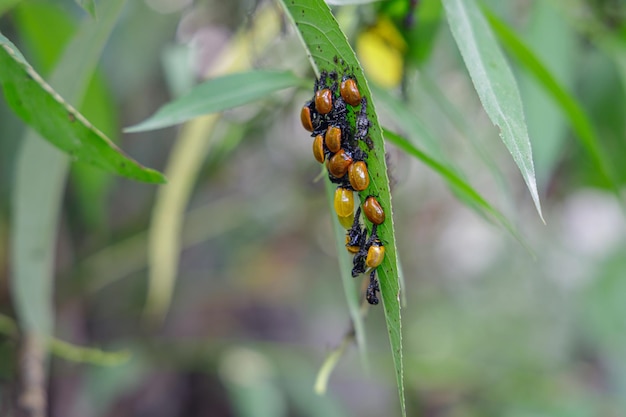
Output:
top-left (10, 0), bottom-right (125, 343)
top-left (483, 5), bottom-right (616, 191)
top-left (144, 115), bottom-right (219, 322)
top-left (125, 70), bottom-right (304, 132)
top-left (442, 0), bottom-right (544, 222)
top-left (0, 34), bottom-right (164, 184)
top-left (278, 0), bottom-right (405, 415)
top-left (14, 1), bottom-right (119, 229)
top-left (75, 0), bottom-right (97, 18)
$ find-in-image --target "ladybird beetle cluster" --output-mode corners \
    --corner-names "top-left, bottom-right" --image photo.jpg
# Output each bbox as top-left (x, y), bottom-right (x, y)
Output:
top-left (300, 70), bottom-right (387, 306)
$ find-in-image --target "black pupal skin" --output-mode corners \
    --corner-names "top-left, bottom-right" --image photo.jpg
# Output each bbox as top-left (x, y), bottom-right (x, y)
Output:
top-left (351, 224), bottom-right (380, 277)
top-left (351, 147), bottom-right (367, 163)
top-left (346, 207), bottom-right (366, 248)
top-left (328, 172), bottom-right (353, 190)
top-left (355, 97), bottom-right (370, 142)
top-left (352, 252), bottom-right (367, 277)
top-left (330, 95), bottom-right (348, 122)
top-left (351, 229), bottom-right (370, 277)
top-left (314, 70), bottom-right (329, 93)
top-left (366, 269), bottom-right (380, 305)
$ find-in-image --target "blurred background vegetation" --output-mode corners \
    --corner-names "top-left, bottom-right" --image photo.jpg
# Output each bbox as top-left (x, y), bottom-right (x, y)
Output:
top-left (1, 0), bottom-right (626, 416)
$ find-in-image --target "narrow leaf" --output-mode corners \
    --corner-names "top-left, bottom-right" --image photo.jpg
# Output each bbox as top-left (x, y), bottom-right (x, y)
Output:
top-left (442, 0), bottom-right (544, 222)
top-left (483, 6), bottom-right (616, 190)
top-left (0, 33), bottom-right (164, 183)
top-left (125, 70), bottom-right (304, 132)
top-left (144, 115), bottom-right (218, 322)
top-left (314, 327), bottom-right (354, 394)
top-left (14, 1), bottom-right (118, 229)
top-left (10, 0), bottom-right (125, 345)
top-left (278, 0), bottom-right (405, 415)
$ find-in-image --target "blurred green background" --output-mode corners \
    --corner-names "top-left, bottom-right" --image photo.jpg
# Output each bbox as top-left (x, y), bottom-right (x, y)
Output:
top-left (2, 0), bottom-right (626, 416)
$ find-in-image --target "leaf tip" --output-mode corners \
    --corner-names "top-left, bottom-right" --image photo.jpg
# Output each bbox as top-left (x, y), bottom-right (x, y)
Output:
top-left (123, 118), bottom-right (164, 133)
top-left (537, 206), bottom-right (546, 225)
top-left (528, 183), bottom-right (545, 225)
top-left (122, 124), bottom-right (146, 134)
top-left (152, 172), bottom-right (168, 185)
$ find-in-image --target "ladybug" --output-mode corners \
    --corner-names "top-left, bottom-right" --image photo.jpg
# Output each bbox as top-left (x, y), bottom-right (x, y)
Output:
top-left (334, 187), bottom-right (354, 218)
top-left (327, 149), bottom-right (353, 178)
top-left (365, 240), bottom-right (385, 269)
top-left (340, 77), bottom-right (361, 107)
top-left (363, 196), bottom-right (385, 225)
top-left (312, 134), bottom-right (325, 163)
top-left (315, 88), bottom-right (333, 114)
top-left (300, 102), bottom-right (314, 132)
top-left (348, 160), bottom-right (369, 191)
top-left (325, 126), bottom-right (342, 153)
